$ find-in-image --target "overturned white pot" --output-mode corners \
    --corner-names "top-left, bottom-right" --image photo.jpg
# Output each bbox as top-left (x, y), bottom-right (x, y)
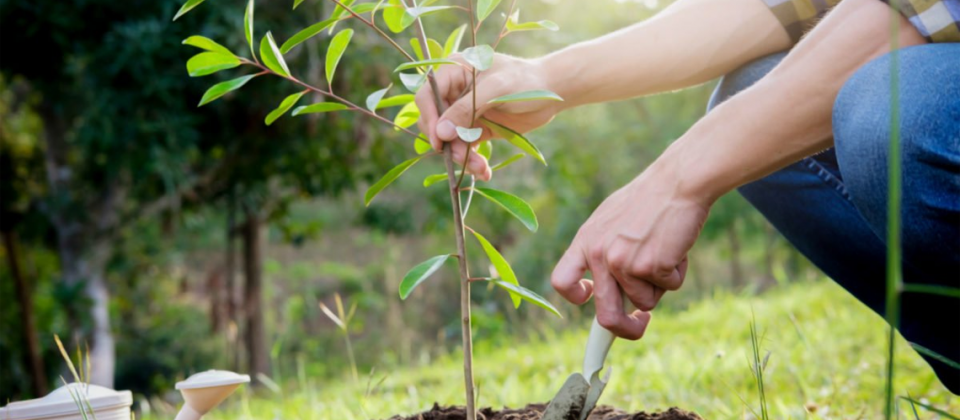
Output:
top-left (174, 370), bottom-right (250, 420)
top-left (0, 370), bottom-right (248, 420)
top-left (0, 383), bottom-right (132, 420)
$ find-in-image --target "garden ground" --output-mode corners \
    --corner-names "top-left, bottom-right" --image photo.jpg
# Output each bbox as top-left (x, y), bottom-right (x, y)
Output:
top-left (151, 280), bottom-right (959, 419)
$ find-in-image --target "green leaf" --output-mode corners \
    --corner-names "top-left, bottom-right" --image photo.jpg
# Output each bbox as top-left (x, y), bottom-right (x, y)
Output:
top-left (506, 11), bottom-right (558, 32)
top-left (265, 91), bottom-right (307, 126)
top-left (911, 342), bottom-right (960, 370)
top-left (899, 397), bottom-right (959, 420)
top-left (182, 36), bottom-right (234, 56)
top-left (414, 135), bottom-right (432, 154)
top-left (490, 279), bottom-right (562, 317)
top-left (399, 72), bottom-right (426, 92)
top-left (173, 0), bottom-right (207, 20)
top-left (477, 140), bottom-right (492, 160)
top-left (365, 156), bottom-right (424, 205)
top-left (280, 18), bottom-right (335, 53)
top-left (376, 94), bottom-right (414, 109)
top-left (491, 153), bottom-right (523, 171)
top-left (293, 0), bottom-right (306, 9)
top-left (489, 89), bottom-right (563, 104)
top-left (371, 0), bottom-right (387, 21)
top-left (291, 102), bottom-right (350, 116)
top-left (186, 52), bottom-right (241, 77)
top-left (482, 118), bottom-right (546, 165)
top-left (394, 59), bottom-right (460, 72)
top-left (260, 32), bottom-right (290, 77)
top-left (902, 283), bottom-right (960, 298)
top-left (394, 101), bottom-right (419, 129)
top-left (507, 20), bottom-right (559, 32)
top-left (198, 74), bottom-right (258, 107)
top-left (427, 38), bottom-right (445, 62)
top-left (462, 45), bottom-right (494, 71)
top-left (350, 2), bottom-right (384, 14)
top-left (477, 0), bottom-right (501, 22)
top-left (399, 255), bottom-right (450, 299)
top-left (443, 24), bottom-right (467, 56)
top-left (366, 84), bottom-right (392, 113)
top-left (244, 0), bottom-right (255, 58)
top-left (473, 187), bottom-right (538, 232)
top-left (470, 229), bottom-right (521, 307)
top-left (409, 38), bottom-right (444, 63)
top-left (423, 172), bottom-right (455, 187)
top-left (410, 38), bottom-right (425, 61)
top-left (326, 29), bottom-right (354, 86)
top-left (456, 126), bottom-right (482, 143)
top-left (329, 0), bottom-right (356, 19)
top-left (401, 5), bottom-right (455, 28)
top-left (382, 0), bottom-right (406, 33)
top-left (327, 0), bottom-right (356, 34)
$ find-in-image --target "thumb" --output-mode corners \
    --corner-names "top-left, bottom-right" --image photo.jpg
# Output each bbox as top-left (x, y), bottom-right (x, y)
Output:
top-left (436, 85), bottom-right (500, 142)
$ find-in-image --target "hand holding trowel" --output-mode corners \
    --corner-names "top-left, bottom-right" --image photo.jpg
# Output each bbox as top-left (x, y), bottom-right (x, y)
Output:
top-left (541, 293), bottom-right (634, 420)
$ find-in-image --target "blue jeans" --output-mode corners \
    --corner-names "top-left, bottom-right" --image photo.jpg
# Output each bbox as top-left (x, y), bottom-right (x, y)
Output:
top-left (707, 44), bottom-right (960, 394)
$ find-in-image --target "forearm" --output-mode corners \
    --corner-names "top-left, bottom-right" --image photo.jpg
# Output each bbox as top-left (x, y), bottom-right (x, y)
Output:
top-left (660, 0), bottom-right (926, 203)
top-left (540, 0), bottom-right (791, 108)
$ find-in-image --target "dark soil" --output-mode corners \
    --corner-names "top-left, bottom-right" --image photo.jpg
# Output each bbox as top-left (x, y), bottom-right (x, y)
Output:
top-left (387, 403), bottom-right (704, 420)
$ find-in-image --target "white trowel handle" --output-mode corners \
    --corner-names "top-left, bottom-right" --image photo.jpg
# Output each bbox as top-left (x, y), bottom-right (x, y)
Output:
top-left (582, 293), bottom-right (631, 379)
top-left (582, 317), bottom-right (616, 380)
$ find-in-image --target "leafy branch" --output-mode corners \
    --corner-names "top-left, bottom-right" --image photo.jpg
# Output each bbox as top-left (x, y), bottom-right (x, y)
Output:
top-left (176, 1), bottom-right (562, 418)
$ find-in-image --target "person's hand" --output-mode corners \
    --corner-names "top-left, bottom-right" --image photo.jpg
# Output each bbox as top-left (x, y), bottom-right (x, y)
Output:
top-left (414, 53), bottom-right (563, 180)
top-left (550, 160), bottom-right (710, 340)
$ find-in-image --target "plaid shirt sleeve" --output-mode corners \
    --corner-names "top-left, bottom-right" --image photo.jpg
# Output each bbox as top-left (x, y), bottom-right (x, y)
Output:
top-left (760, 0), bottom-right (960, 43)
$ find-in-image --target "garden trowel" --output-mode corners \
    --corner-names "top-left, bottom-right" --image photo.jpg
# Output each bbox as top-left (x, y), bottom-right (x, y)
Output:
top-left (542, 304), bottom-right (624, 420)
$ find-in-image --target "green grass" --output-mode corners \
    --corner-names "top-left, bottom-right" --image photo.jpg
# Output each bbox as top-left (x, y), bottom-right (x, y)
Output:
top-left (173, 281), bottom-right (958, 420)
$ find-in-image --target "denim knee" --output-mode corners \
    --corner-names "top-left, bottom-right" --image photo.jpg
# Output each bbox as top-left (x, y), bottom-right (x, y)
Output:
top-left (833, 44), bottom-right (960, 271)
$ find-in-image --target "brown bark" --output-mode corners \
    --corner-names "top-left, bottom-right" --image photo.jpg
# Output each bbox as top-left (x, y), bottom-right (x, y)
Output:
top-left (242, 212), bottom-right (270, 381)
top-left (226, 193), bottom-right (241, 371)
top-left (208, 266), bottom-right (224, 332)
top-left (2, 230), bottom-right (47, 396)
top-left (41, 108), bottom-right (116, 388)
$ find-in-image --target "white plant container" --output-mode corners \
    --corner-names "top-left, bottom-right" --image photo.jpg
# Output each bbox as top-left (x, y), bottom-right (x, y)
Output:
top-left (0, 383), bottom-right (132, 420)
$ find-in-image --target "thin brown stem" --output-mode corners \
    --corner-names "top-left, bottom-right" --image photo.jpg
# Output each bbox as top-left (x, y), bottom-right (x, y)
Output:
top-left (328, 0), bottom-right (416, 62)
top-left (467, 0), bottom-right (478, 126)
top-left (456, 146), bottom-right (472, 187)
top-left (491, 0), bottom-right (517, 50)
top-left (403, 0), bottom-right (476, 418)
top-left (240, 59), bottom-right (423, 139)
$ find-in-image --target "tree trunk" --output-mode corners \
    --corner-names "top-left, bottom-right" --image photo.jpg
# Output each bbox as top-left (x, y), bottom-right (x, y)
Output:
top-left (2, 230), bottom-right (47, 396)
top-left (57, 238), bottom-right (115, 387)
top-left (242, 212), bottom-right (269, 380)
top-left (208, 266), bottom-right (224, 332)
top-left (225, 192), bottom-right (241, 371)
top-left (727, 222), bottom-right (743, 289)
top-left (41, 107), bottom-right (116, 388)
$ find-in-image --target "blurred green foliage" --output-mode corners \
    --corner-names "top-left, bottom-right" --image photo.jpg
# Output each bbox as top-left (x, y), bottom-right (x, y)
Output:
top-left (0, 0), bottom-right (824, 405)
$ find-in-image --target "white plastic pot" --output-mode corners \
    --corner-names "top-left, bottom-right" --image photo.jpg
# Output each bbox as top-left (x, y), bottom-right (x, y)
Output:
top-left (0, 383), bottom-right (132, 420)
top-left (173, 370), bottom-right (250, 420)
top-left (1, 370), bottom-right (248, 420)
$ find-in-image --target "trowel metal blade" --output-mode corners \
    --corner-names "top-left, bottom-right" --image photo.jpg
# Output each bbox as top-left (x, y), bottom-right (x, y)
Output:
top-left (541, 373), bottom-right (591, 420)
top-left (578, 367), bottom-right (612, 420)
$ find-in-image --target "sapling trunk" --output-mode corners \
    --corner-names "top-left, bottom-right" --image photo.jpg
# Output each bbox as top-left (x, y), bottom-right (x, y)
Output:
top-left (403, 1), bottom-right (478, 416)
top-left (178, 1), bottom-right (561, 418)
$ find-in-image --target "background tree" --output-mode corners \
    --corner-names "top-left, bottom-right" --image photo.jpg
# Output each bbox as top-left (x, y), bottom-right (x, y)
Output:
top-left (0, 0), bottom-right (390, 388)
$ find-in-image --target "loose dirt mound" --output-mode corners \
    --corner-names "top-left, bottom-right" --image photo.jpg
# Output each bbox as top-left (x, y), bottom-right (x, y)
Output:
top-left (387, 403), bottom-right (704, 420)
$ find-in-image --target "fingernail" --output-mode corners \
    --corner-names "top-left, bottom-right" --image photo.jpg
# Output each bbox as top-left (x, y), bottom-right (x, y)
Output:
top-left (437, 120), bottom-right (456, 140)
